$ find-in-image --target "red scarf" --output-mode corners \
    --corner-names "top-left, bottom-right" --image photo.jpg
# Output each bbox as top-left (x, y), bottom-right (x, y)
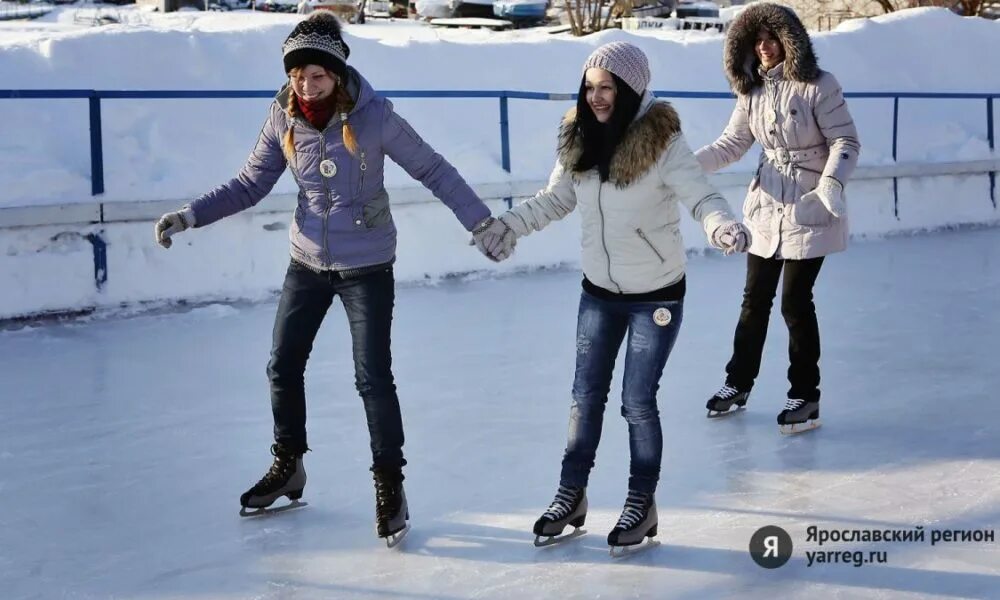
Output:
top-left (296, 96), bottom-right (335, 130)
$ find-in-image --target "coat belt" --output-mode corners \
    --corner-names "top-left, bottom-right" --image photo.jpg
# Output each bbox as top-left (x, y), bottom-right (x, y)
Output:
top-left (763, 144), bottom-right (827, 167)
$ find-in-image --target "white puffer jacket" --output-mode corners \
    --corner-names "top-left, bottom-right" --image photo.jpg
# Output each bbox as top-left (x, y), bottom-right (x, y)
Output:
top-left (695, 3), bottom-right (861, 260)
top-left (502, 93), bottom-right (737, 294)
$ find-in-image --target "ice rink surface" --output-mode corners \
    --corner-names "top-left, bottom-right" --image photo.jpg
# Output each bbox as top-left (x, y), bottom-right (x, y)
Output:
top-left (2, 228), bottom-right (999, 599)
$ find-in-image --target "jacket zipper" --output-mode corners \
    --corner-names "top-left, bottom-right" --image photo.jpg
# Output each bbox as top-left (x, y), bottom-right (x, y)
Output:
top-left (636, 228), bottom-right (666, 263)
top-left (320, 132), bottom-right (333, 266)
top-left (291, 115), bottom-right (341, 267)
top-left (596, 182), bottom-right (621, 293)
top-left (358, 150), bottom-right (367, 196)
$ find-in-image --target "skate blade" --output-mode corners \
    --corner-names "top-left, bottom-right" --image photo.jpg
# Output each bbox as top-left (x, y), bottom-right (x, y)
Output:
top-left (239, 500), bottom-right (307, 518)
top-left (384, 524), bottom-right (410, 549)
top-left (707, 406), bottom-right (745, 419)
top-left (610, 537), bottom-right (660, 558)
top-left (780, 419), bottom-right (821, 435)
top-left (533, 527), bottom-right (586, 548)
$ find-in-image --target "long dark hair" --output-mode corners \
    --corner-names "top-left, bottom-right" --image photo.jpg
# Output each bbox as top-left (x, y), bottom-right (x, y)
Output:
top-left (567, 72), bottom-right (642, 182)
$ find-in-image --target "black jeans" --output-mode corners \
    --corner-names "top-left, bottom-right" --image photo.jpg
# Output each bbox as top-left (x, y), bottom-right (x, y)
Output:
top-left (726, 253), bottom-right (825, 402)
top-left (267, 260), bottom-right (404, 468)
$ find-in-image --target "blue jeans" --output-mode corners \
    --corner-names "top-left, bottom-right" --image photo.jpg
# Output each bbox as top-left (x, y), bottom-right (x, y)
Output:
top-left (267, 260), bottom-right (404, 468)
top-left (560, 291), bottom-right (684, 494)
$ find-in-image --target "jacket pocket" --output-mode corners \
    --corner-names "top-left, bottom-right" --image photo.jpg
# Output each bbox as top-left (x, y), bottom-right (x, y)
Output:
top-left (791, 196), bottom-right (834, 227)
top-left (791, 167), bottom-right (833, 227)
top-left (635, 228), bottom-right (666, 263)
top-left (362, 188), bottom-right (392, 228)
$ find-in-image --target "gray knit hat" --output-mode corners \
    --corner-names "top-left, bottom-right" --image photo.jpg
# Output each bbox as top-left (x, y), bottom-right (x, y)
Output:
top-left (582, 42), bottom-right (651, 95)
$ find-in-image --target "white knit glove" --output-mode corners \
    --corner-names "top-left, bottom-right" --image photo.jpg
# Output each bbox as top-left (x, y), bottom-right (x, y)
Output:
top-left (801, 177), bottom-right (846, 218)
top-left (154, 206), bottom-right (196, 249)
top-left (711, 221), bottom-right (751, 256)
top-left (470, 216), bottom-right (516, 262)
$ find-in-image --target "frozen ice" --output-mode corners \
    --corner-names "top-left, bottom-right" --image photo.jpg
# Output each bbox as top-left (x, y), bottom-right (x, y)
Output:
top-left (1, 228), bottom-right (998, 599)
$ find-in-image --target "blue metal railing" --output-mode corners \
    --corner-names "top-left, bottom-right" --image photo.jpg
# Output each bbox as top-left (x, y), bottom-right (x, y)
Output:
top-left (1, 88), bottom-right (997, 207)
top-left (1, 88), bottom-right (997, 293)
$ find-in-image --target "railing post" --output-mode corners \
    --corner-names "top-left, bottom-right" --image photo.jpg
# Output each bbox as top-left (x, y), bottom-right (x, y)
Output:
top-left (892, 96), bottom-right (899, 219)
top-left (85, 232), bottom-right (108, 290)
top-left (499, 94), bottom-right (512, 209)
top-left (988, 97), bottom-right (996, 209)
top-left (89, 91), bottom-right (105, 196)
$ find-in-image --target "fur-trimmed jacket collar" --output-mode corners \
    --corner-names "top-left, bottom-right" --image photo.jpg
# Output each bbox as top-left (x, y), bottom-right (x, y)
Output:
top-left (724, 2), bottom-right (819, 95)
top-left (557, 97), bottom-right (682, 188)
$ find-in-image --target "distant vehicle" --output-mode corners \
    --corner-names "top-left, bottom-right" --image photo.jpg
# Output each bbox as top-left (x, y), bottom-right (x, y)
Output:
top-left (493, 0), bottom-right (546, 23)
top-left (675, 0), bottom-right (722, 31)
top-left (415, 0), bottom-right (451, 18)
top-left (450, 0), bottom-right (493, 18)
top-left (260, 0), bottom-right (298, 11)
top-left (674, 0), bottom-right (717, 19)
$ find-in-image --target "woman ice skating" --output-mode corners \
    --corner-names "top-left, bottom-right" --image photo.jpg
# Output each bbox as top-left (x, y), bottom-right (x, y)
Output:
top-left (476, 42), bottom-right (749, 554)
top-left (154, 12), bottom-right (512, 545)
top-left (696, 3), bottom-right (860, 433)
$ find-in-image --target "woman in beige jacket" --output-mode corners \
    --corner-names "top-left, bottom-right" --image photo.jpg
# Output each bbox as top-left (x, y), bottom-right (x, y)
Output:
top-left (697, 3), bottom-right (860, 433)
top-left (475, 42), bottom-right (748, 552)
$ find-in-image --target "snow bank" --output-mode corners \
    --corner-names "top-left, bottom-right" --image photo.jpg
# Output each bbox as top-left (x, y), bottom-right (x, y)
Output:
top-left (0, 8), bottom-right (997, 319)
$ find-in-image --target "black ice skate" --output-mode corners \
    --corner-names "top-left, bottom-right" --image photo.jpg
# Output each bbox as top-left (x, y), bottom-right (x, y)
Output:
top-left (607, 490), bottom-right (659, 557)
top-left (706, 384), bottom-right (750, 418)
top-left (239, 443), bottom-right (307, 517)
top-left (777, 399), bottom-right (821, 434)
top-left (373, 466), bottom-right (410, 548)
top-left (533, 485), bottom-right (587, 547)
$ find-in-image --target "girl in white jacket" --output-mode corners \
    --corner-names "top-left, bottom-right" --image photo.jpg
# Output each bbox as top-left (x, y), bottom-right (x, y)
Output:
top-left (478, 42), bottom-right (748, 552)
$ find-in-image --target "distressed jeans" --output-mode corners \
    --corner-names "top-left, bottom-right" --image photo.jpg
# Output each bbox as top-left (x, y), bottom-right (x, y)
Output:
top-left (559, 290), bottom-right (684, 494)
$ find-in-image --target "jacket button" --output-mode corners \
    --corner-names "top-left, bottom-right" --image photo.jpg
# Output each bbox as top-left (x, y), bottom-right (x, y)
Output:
top-left (355, 219), bottom-right (362, 225)
top-left (790, 109), bottom-right (797, 115)
top-left (777, 207), bottom-right (783, 214)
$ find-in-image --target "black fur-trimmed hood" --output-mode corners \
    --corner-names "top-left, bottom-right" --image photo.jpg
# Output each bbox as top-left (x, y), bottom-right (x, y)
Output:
top-left (724, 3), bottom-right (820, 95)
top-left (557, 100), bottom-right (682, 188)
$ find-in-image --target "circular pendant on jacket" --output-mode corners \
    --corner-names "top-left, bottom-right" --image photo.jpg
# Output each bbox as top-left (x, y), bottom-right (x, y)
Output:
top-left (320, 159), bottom-right (337, 178)
top-left (653, 308), bottom-right (672, 327)
top-left (766, 109), bottom-right (777, 125)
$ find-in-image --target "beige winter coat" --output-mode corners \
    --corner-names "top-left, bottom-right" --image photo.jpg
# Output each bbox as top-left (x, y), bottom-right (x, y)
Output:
top-left (695, 4), bottom-right (860, 260)
top-left (503, 93), bottom-right (736, 294)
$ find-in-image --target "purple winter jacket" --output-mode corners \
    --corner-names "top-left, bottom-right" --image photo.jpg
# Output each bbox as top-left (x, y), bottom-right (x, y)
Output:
top-left (189, 68), bottom-right (490, 272)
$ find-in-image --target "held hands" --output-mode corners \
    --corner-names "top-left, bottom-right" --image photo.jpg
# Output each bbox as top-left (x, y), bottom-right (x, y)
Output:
top-left (711, 221), bottom-right (751, 256)
top-left (470, 215), bottom-right (517, 262)
top-left (154, 206), bottom-right (195, 249)
top-left (801, 177), bottom-right (846, 218)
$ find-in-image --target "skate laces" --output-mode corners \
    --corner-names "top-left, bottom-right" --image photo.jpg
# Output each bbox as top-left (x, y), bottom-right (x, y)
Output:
top-left (614, 491), bottom-right (649, 530)
top-left (715, 384), bottom-right (739, 400)
top-left (783, 399), bottom-right (805, 411)
top-left (253, 444), bottom-right (296, 491)
top-left (542, 485), bottom-right (581, 521)
top-left (373, 469), bottom-right (404, 522)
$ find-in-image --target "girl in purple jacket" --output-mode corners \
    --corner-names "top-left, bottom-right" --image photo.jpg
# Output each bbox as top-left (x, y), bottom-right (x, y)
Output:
top-left (154, 12), bottom-right (512, 545)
